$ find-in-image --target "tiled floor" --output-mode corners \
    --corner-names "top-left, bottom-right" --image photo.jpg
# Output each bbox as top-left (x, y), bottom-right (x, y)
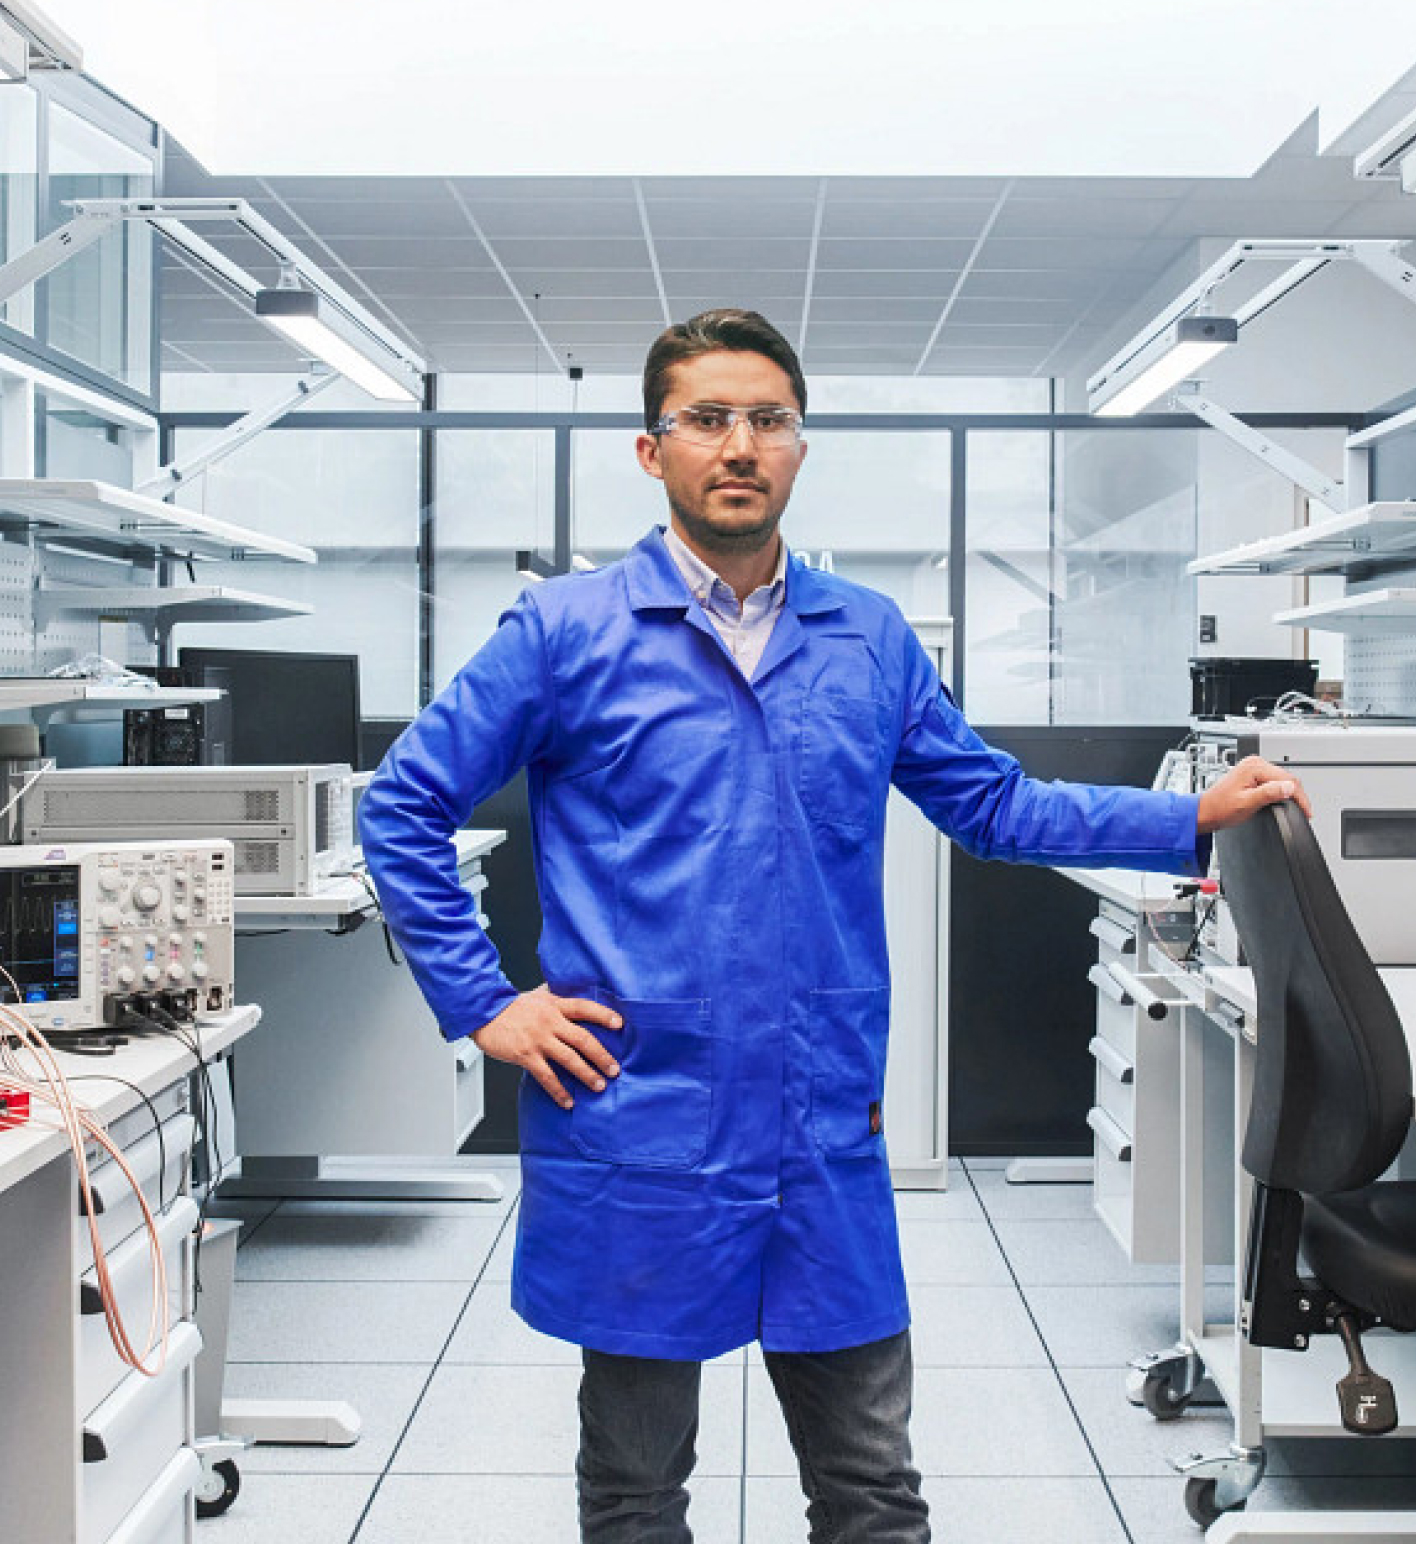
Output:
top-left (199, 1158), bottom-right (1416, 1543)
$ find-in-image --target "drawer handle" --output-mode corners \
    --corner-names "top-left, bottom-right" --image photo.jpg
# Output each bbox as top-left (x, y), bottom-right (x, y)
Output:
top-left (1108, 962), bottom-right (1169, 1021)
top-left (81, 1197), bottom-right (199, 1315)
top-left (1088, 1036), bottom-right (1134, 1084)
top-left (1088, 962), bottom-right (1129, 1006)
top-left (454, 1038), bottom-right (481, 1071)
top-left (85, 1114), bottom-right (196, 1217)
top-left (1089, 916), bottom-right (1135, 955)
top-left (83, 1321), bottom-right (202, 1461)
top-left (1087, 1106), bottom-right (1133, 1162)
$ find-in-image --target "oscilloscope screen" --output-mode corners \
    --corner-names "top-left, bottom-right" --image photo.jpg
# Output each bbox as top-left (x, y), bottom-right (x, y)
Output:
top-left (0, 867), bottom-right (80, 1005)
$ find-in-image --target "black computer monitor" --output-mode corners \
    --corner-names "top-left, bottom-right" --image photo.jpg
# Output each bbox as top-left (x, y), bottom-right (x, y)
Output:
top-left (177, 648), bottom-right (362, 768)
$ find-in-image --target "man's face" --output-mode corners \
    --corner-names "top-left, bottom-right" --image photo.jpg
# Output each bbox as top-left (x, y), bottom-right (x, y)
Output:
top-left (636, 349), bottom-right (807, 557)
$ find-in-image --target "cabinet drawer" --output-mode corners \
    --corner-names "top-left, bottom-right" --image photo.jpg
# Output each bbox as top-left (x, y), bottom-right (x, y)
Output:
top-left (82, 1322), bottom-right (200, 1544)
top-left (79, 1114), bottom-right (196, 1264)
top-left (1090, 1039), bottom-right (1135, 1137)
top-left (1092, 1131), bottom-right (1136, 1255)
top-left (80, 1198), bottom-right (197, 1415)
top-left (103, 1447), bottom-right (201, 1544)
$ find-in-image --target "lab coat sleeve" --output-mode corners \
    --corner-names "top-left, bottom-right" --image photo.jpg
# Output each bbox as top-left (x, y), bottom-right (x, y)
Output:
top-left (358, 590), bottom-right (558, 1040)
top-left (890, 625), bottom-right (1207, 874)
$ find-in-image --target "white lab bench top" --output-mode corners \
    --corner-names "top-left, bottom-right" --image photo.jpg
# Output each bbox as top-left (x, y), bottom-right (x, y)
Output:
top-left (0, 1003), bottom-right (261, 1195)
top-left (1203, 961), bottom-right (1416, 1063)
top-left (1054, 865), bottom-right (1192, 912)
top-left (235, 829), bottom-right (505, 927)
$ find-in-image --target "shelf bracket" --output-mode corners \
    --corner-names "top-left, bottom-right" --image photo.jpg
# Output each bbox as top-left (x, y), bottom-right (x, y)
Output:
top-left (137, 371), bottom-right (338, 498)
top-left (1176, 389), bottom-right (1345, 515)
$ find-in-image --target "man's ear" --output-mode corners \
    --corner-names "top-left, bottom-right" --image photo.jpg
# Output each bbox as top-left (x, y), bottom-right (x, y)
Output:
top-left (636, 432), bottom-right (665, 481)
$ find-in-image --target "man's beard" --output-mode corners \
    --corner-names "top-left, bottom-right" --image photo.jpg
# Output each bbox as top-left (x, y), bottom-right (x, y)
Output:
top-left (670, 496), bottom-right (781, 557)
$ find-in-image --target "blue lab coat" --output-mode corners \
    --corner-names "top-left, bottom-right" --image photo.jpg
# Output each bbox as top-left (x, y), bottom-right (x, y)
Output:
top-left (359, 526), bottom-right (1205, 1360)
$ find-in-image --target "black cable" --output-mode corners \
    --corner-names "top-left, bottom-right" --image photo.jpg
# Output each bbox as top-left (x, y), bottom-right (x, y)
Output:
top-left (352, 868), bottom-right (403, 966)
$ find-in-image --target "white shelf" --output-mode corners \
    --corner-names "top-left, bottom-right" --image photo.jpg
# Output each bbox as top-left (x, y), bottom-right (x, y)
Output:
top-left (1275, 587), bottom-right (1416, 633)
top-left (0, 680), bottom-right (220, 713)
top-left (0, 480), bottom-right (316, 565)
top-left (33, 586), bottom-right (312, 630)
top-left (1188, 502), bottom-right (1416, 578)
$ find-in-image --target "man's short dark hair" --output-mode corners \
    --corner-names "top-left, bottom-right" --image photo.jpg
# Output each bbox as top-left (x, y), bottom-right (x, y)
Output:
top-left (642, 309), bottom-right (807, 430)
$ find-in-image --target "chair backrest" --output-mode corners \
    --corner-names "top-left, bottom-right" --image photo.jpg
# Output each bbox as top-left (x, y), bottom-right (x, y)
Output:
top-left (1218, 801), bottom-right (1413, 1195)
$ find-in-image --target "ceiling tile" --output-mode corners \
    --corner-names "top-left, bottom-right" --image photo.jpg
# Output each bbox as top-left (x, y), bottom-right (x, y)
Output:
top-left (641, 201), bottom-right (820, 239)
top-left (822, 201), bottom-right (999, 239)
top-left (817, 238), bottom-right (977, 270)
top-left (462, 200), bottom-right (645, 239)
top-left (654, 238), bottom-right (813, 269)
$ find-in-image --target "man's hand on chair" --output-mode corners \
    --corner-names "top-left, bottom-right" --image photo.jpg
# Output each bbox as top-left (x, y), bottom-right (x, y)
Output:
top-left (1197, 755), bottom-right (1313, 835)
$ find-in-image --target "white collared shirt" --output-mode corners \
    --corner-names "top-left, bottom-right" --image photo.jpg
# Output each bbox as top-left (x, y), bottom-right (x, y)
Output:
top-left (663, 524), bottom-right (788, 680)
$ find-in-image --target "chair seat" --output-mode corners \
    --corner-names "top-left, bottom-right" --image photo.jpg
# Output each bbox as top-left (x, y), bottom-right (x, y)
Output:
top-left (1303, 1182), bottom-right (1416, 1332)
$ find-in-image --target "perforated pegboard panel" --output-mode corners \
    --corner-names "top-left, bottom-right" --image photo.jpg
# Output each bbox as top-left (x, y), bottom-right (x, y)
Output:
top-left (0, 536), bottom-right (35, 673)
top-left (21, 541), bottom-right (160, 676)
top-left (1344, 558), bottom-right (1416, 718)
top-left (1346, 633), bottom-right (1416, 716)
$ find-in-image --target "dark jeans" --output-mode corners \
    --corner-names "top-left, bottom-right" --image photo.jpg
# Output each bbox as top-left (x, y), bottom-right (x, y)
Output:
top-left (576, 1329), bottom-right (930, 1543)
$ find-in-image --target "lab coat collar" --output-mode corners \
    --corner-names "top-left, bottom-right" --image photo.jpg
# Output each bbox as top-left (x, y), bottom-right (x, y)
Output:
top-left (625, 527), bottom-right (845, 618)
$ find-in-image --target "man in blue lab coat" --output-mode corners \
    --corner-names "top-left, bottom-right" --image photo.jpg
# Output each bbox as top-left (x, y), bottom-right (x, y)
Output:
top-left (359, 310), bottom-right (1308, 1543)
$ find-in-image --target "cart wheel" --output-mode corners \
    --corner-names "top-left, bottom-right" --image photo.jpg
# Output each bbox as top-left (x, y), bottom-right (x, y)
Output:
top-left (1184, 1476), bottom-right (1246, 1530)
top-left (1142, 1369), bottom-right (1194, 1421)
top-left (196, 1458), bottom-right (241, 1519)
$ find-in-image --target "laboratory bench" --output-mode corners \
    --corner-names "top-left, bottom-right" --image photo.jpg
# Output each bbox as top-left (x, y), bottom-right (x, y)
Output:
top-left (0, 1005), bottom-right (261, 1544)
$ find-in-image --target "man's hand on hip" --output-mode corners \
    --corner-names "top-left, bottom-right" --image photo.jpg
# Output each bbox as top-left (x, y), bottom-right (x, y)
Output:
top-left (1197, 755), bottom-right (1314, 835)
top-left (472, 985), bottom-right (622, 1109)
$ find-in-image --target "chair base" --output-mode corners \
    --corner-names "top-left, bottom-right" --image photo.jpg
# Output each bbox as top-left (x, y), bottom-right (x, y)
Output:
top-left (1208, 1515), bottom-right (1416, 1542)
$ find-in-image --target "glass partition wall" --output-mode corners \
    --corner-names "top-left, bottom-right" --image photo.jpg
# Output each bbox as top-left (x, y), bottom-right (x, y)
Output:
top-left (155, 391), bottom-right (1358, 730)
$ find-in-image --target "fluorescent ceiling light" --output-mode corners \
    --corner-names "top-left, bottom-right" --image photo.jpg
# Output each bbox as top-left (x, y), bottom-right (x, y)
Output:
top-left (254, 288), bottom-right (419, 403)
top-left (37, 1), bottom-right (1416, 178)
top-left (1090, 316), bottom-right (1238, 418)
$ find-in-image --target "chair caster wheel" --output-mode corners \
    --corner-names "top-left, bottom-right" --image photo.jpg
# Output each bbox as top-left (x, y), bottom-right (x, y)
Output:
top-left (1143, 1369), bottom-right (1195, 1421)
top-left (1185, 1476), bottom-right (1246, 1530)
top-left (196, 1457), bottom-right (241, 1519)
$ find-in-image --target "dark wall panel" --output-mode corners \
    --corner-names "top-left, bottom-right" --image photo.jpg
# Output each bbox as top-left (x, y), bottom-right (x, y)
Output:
top-left (948, 725), bottom-right (1186, 1157)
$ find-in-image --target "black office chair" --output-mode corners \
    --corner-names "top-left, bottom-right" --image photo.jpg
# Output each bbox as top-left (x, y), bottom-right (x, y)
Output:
top-left (1219, 800), bottom-right (1416, 1437)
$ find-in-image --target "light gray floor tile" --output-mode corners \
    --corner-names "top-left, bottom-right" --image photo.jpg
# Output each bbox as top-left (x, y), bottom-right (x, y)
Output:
top-left (746, 1476), bottom-right (1128, 1544)
top-left (1107, 1475), bottom-right (1224, 1544)
top-left (228, 1280), bottom-right (469, 1363)
top-left (482, 1221), bottom-right (516, 1282)
top-left (360, 1474), bottom-right (741, 1543)
top-left (746, 1365), bottom-right (1096, 1477)
top-left (392, 1362), bottom-right (744, 1476)
top-left (971, 1168), bottom-right (1100, 1222)
top-left (892, 1185), bottom-right (986, 1222)
top-left (234, 1211), bottom-right (508, 1282)
top-left (908, 1284), bottom-right (1049, 1368)
top-left (193, 1472), bottom-right (376, 1544)
top-left (1022, 1284), bottom-right (1233, 1368)
top-left (897, 1219), bottom-right (1013, 1286)
top-left (443, 1284), bottom-right (584, 1365)
top-left (219, 1362), bottom-right (429, 1474)
top-left (911, 1367), bottom-right (1098, 1477)
top-left (991, 1218), bottom-right (1179, 1287)
top-left (1060, 1366), bottom-right (1233, 1479)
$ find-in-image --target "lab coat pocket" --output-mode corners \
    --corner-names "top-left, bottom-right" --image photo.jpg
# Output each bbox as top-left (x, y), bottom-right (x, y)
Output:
top-left (809, 985), bottom-right (890, 1158)
top-left (801, 693), bottom-right (889, 831)
top-left (571, 994), bottom-right (713, 1169)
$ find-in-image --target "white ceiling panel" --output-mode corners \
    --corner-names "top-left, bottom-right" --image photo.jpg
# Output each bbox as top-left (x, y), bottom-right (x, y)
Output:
top-left (822, 201), bottom-right (1001, 240)
top-left (466, 201), bottom-right (645, 240)
top-left (642, 201), bottom-right (822, 239)
top-left (818, 238), bottom-right (978, 271)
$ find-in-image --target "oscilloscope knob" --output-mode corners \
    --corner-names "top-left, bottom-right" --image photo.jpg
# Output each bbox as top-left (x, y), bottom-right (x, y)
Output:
top-left (98, 905), bottom-right (123, 930)
top-left (133, 884), bottom-right (162, 911)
